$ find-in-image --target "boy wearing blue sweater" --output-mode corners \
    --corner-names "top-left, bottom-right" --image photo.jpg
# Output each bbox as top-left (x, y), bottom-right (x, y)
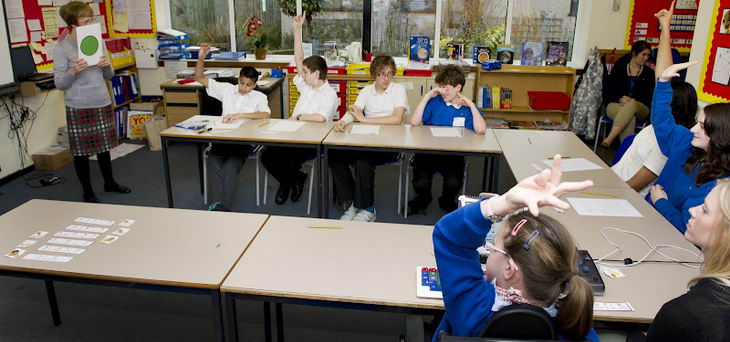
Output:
top-left (408, 65), bottom-right (487, 215)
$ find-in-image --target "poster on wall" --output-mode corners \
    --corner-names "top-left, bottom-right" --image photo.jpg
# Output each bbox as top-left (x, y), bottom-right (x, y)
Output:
top-left (625, 0), bottom-right (699, 51)
top-left (699, 0), bottom-right (730, 102)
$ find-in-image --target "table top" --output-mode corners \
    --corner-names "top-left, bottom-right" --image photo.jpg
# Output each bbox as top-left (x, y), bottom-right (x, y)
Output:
top-left (539, 186), bottom-right (702, 263)
top-left (161, 116), bottom-right (334, 145)
top-left (594, 262), bottom-right (698, 323)
top-left (221, 215), bottom-right (443, 310)
top-left (323, 124), bottom-right (502, 154)
top-left (494, 129), bottom-right (628, 187)
top-left (0, 200), bottom-right (268, 289)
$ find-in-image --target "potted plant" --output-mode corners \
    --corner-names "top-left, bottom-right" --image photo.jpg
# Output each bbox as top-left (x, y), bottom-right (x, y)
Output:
top-left (276, 0), bottom-right (322, 21)
top-left (246, 16), bottom-right (269, 60)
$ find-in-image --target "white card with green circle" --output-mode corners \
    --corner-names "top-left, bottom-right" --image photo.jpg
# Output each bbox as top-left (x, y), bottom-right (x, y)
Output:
top-left (76, 23), bottom-right (103, 66)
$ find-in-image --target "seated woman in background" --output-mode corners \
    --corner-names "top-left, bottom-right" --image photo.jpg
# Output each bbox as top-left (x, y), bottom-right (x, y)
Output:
top-left (611, 81), bottom-right (697, 197)
top-left (648, 3), bottom-right (730, 233)
top-left (602, 40), bottom-right (655, 147)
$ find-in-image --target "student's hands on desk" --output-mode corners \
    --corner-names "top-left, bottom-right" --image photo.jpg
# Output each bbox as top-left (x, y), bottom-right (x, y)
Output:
top-left (222, 114), bottom-right (244, 123)
top-left (483, 155), bottom-right (594, 217)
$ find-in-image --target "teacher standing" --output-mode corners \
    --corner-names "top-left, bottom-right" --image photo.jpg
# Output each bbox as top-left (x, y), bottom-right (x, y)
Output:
top-left (54, 1), bottom-right (130, 203)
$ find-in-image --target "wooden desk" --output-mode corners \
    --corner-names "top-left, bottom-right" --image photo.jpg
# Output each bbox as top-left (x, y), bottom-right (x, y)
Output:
top-left (0, 199), bottom-right (268, 341)
top-left (540, 186), bottom-right (702, 263)
top-left (321, 125), bottom-right (503, 217)
top-left (494, 129), bottom-right (629, 187)
top-left (160, 117), bottom-right (334, 214)
top-left (220, 215), bottom-right (442, 341)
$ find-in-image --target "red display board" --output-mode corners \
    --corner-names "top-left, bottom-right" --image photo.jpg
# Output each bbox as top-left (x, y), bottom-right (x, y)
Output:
top-left (7, 1), bottom-right (111, 71)
top-left (699, 0), bottom-right (730, 102)
top-left (625, 0), bottom-right (700, 52)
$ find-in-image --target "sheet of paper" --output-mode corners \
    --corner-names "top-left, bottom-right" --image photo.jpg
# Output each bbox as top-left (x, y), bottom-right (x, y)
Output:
top-left (48, 238), bottom-right (94, 247)
top-left (265, 120), bottom-right (305, 132)
top-left (27, 19), bottom-right (42, 31)
top-left (95, 15), bottom-right (107, 34)
top-left (75, 217), bottom-right (115, 226)
top-left (23, 254), bottom-right (73, 263)
top-left (53, 0), bottom-right (70, 5)
top-left (128, 11), bottom-right (152, 30)
top-left (42, 8), bottom-right (59, 38)
top-left (711, 47), bottom-right (730, 86)
top-left (76, 23), bottom-right (103, 65)
top-left (30, 31), bottom-right (42, 42)
top-left (119, 219), bottom-right (135, 227)
top-left (429, 127), bottom-right (462, 137)
top-left (89, 142), bottom-right (143, 161)
top-left (90, 2), bottom-right (101, 15)
top-left (45, 41), bottom-right (57, 61)
top-left (30, 231), bottom-right (48, 239)
top-left (566, 198), bottom-right (643, 217)
top-left (54, 231), bottom-right (100, 240)
top-left (66, 224), bottom-right (109, 233)
top-left (5, 0), bottom-right (25, 18)
top-left (38, 0), bottom-right (53, 5)
top-left (594, 301), bottom-right (635, 312)
top-left (113, 11), bottom-right (129, 32)
top-left (541, 158), bottom-right (602, 172)
top-left (39, 245), bottom-right (86, 255)
top-left (113, 0), bottom-right (126, 12)
top-left (212, 118), bottom-right (248, 130)
top-left (257, 80), bottom-right (271, 86)
top-left (164, 60), bottom-right (188, 79)
top-left (30, 49), bottom-right (43, 64)
top-left (17, 240), bottom-right (38, 248)
top-left (8, 18), bottom-right (28, 43)
top-left (5, 248), bottom-right (26, 258)
top-left (349, 124), bottom-right (380, 135)
top-left (111, 227), bottom-right (130, 236)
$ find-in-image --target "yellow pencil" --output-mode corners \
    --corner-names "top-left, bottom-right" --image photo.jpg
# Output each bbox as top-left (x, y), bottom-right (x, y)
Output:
top-left (307, 225), bottom-right (342, 229)
top-left (548, 156), bottom-right (572, 159)
top-left (258, 120), bottom-right (270, 127)
top-left (582, 191), bottom-right (617, 198)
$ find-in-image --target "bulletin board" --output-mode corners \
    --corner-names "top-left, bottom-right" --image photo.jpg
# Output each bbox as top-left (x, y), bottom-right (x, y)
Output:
top-left (698, 0), bottom-right (730, 102)
top-left (625, 0), bottom-right (700, 52)
top-left (4, 0), bottom-right (112, 72)
top-left (105, 0), bottom-right (156, 38)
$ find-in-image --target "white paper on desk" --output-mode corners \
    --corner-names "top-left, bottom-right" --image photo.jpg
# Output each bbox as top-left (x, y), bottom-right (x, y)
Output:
top-left (349, 124), bottom-right (379, 135)
top-left (48, 238), bottom-right (94, 247)
top-left (430, 127), bottom-right (462, 137)
top-left (265, 120), bottom-right (305, 132)
top-left (65, 224), bottom-right (109, 234)
top-left (54, 231), bottom-right (100, 240)
top-left (212, 118), bottom-right (248, 130)
top-left (566, 198), bottom-right (643, 217)
top-left (257, 80), bottom-right (271, 86)
top-left (39, 245), bottom-right (86, 255)
top-left (23, 254), bottom-right (73, 263)
top-left (542, 158), bottom-right (601, 172)
top-left (594, 301), bottom-right (635, 312)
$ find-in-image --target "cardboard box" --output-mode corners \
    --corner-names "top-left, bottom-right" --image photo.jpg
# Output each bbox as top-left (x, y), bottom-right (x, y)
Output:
top-left (32, 146), bottom-right (73, 171)
top-left (127, 102), bottom-right (163, 139)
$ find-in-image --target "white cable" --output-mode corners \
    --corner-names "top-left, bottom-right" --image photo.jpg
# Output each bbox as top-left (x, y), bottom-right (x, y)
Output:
top-left (595, 226), bottom-right (704, 269)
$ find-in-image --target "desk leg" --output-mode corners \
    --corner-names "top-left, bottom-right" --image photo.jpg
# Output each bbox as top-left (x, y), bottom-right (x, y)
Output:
top-left (211, 290), bottom-right (225, 342)
top-left (44, 280), bottom-right (61, 326)
top-left (162, 138), bottom-right (174, 208)
top-left (264, 302), bottom-right (272, 342)
top-left (275, 302), bottom-right (284, 342)
top-left (223, 293), bottom-right (239, 342)
top-left (320, 145), bottom-right (329, 219)
top-left (198, 143), bottom-right (204, 196)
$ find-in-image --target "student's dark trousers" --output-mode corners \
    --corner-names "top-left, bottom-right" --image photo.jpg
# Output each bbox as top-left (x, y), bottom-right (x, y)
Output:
top-left (329, 150), bottom-right (399, 209)
top-left (410, 153), bottom-right (465, 205)
top-left (260, 146), bottom-right (316, 187)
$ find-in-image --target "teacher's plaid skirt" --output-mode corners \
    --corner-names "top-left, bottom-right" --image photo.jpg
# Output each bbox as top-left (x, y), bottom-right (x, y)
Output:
top-left (66, 105), bottom-right (118, 156)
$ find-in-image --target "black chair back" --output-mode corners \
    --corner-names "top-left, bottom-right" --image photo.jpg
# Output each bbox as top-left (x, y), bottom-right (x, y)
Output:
top-left (437, 330), bottom-right (561, 342)
top-left (479, 304), bottom-right (556, 340)
top-left (200, 77), bottom-right (238, 116)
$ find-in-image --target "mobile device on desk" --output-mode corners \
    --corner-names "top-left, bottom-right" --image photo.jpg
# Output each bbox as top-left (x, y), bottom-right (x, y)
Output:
top-left (577, 250), bottom-right (605, 295)
top-left (416, 266), bottom-right (443, 299)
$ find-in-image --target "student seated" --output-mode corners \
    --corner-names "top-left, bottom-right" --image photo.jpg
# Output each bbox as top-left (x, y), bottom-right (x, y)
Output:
top-left (611, 81), bottom-right (697, 197)
top-left (260, 11), bottom-right (338, 205)
top-left (329, 54), bottom-right (408, 222)
top-left (195, 43), bottom-right (271, 212)
top-left (408, 65), bottom-right (487, 215)
top-left (648, 5), bottom-right (730, 232)
top-left (646, 179), bottom-right (730, 342)
top-left (433, 155), bottom-right (598, 341)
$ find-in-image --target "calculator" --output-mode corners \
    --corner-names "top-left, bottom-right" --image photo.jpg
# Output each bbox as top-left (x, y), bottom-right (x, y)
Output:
top-left (577, 250), bottom-right (605, 296)
top-left (416, 266), bottom-right (443, 299)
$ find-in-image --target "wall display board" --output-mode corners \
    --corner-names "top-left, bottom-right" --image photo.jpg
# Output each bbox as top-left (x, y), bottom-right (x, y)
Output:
top-left (699, 0), bottom-right (730, 102)
top-left (106, 0), bottom-right (156, 38)
top-left (625, 0), bottom-right (699, 52)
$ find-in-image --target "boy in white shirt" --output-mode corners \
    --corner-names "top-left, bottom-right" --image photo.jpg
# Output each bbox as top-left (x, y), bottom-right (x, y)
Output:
top-left (195, 43), bottom-right (271, 211)
top-left (330, 55), bottom-right (408, 222)
top-left (260, 11), bottom-right (338, 205)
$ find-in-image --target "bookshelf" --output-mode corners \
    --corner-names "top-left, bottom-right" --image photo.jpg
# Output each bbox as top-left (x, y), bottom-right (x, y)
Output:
top-left (107, 64), bottom-right (142, 140)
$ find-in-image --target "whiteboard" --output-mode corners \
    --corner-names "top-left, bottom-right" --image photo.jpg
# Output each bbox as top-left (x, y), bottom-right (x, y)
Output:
top-left (0, 3), bottom-right (17, 93)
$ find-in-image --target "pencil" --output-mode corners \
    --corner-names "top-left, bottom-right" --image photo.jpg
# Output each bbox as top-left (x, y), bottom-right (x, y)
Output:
top-left (258, 120), bottom-right (270, 127)
top-left (582, 191), bottom-right (617, 198)
top-left (548, 156), bottom-right (571, 159)
top-left (307, 225), bottom-right (342, 229)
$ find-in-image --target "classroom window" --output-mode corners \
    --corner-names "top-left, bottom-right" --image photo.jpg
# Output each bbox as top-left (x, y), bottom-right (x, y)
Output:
top-left (170, 0), bottom-right (231, 50)
top-left (303, 0), bottom-right (364, 55)
top-left (371, 0), bottom-right (437, 57)
top-left (509, 0), bottom-right (579, 60)
top-left (234, 0), bottom-right (291, 53)
top-left (440, 0), bottom-right (507, 58)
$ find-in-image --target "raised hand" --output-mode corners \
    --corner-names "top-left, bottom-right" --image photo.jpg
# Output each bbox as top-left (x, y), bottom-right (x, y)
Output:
top-left (654, 1), bottom-right (675, 28)
top-left (659, 61), bottom-right (698, 82)
top-left (292, 11), bottom-right (306, 32)
top-left (199, 42), bottom-right (212, 60)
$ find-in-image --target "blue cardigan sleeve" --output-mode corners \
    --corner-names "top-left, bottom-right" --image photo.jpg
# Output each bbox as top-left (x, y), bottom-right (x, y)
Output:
top-left (433, 201), bottom-right (496, 337)
top-left (653, 198), bottom-right (686, 232)
top-left (651, 80), bottom-right (692, 156)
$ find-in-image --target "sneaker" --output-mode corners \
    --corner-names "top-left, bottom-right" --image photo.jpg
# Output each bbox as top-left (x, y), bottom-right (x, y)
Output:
top-left (339, 204), bottom-right (358, 220)
top-left (353, 208), bottom-right (376, 222)
top-left (208, 202), bottom-right (230, 212)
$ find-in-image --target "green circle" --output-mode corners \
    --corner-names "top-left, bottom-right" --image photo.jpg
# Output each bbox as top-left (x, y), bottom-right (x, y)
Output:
top-left (80, 36), bottom-right (99, 56)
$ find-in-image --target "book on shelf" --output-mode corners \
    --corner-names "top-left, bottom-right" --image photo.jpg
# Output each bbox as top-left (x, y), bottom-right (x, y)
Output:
top-left (520, 41), bottom-right (544, 66)
top-left (496, 44), bottom-right (514, 64)
top-left (473, 46), bottom-right (491, 64)
top-left (545, 41), bottom-right (569, 66)
top-left (409, 36), bottom-right (431, 63)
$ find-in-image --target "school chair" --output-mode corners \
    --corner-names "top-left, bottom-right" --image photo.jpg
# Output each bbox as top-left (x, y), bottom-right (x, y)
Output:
top-left (403, 156), bottom-right (468, 218)
top-left (202, 145), bottom-right (263, 206)
top-left (592, 114), bottom-right (647, 152)
top-left (611, 134), bottom-right (637, 166)
top-left (262, 154), bottom-right (318, 215)
top-left (436, 304), bottom-right (559, 342)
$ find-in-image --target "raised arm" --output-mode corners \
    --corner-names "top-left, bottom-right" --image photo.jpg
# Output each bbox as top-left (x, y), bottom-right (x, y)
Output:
top-left (654, 1), bottom-right (675, 78)
top-left (292, 12), bottom-right (306, 77)
top-left (194, 43), bottom-right (212, 87)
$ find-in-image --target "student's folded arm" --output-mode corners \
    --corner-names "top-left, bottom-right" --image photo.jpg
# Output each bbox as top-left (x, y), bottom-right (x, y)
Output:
top-left (433, 202), bottom-right (497, 337)
top-left (299, 113), bottom-right (326, 122)
top-left (236, 111), bottom-right (271, 119)
top-left (360, 107), bottom-right (405, 125)
top-left (626, 167), bottom-right (658, 192)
